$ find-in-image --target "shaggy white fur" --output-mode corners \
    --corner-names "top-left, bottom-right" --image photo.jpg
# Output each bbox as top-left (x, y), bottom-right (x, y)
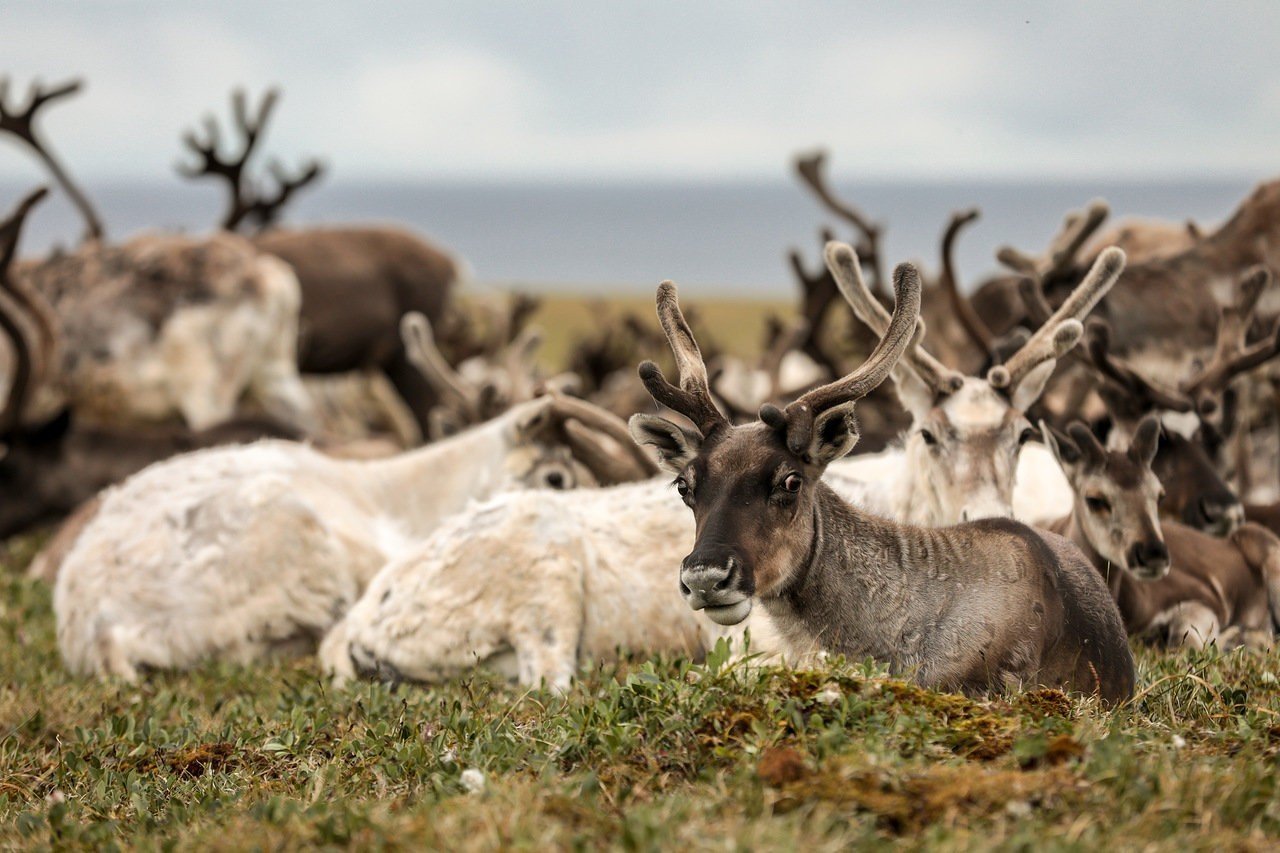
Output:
top-left (54, 398), bottom-right (599, 680)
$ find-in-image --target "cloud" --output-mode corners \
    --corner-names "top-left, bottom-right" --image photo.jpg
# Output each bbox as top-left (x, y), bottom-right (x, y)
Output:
top-left (0, 1), bottom-right (1277, 182)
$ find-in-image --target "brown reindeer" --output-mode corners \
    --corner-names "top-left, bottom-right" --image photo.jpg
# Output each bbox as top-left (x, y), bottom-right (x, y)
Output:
top-left (177, 88), bottom-right (462, 435)
top-left (988, 184), bottom-right (1280, 375)
top-left (1075, 266), bottom-right (1280, 533)
top-left (1043, 417), bottom-right (1280, 649)
top-left (628, 243), bottom-right (1134, 702)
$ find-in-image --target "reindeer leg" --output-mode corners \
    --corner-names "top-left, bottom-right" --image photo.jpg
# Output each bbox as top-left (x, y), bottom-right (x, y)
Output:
top-left (1164, 602), bottom-right (1221, 650)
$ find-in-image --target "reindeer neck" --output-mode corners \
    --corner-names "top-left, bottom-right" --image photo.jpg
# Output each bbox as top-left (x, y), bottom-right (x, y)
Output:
top-left (893, 437), bottom-right (942, 524)
top-left (762, 482), bottom-right (955, 667)
top-left (346, 416), bottom-right (513, 536)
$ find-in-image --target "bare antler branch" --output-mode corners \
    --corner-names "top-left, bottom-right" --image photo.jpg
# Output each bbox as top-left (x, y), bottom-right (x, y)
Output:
top-left (997, 199), bottom-right (1110, 283)
top-left (794, 150), bottom-right (886, 298)
top-left (399, 311), bottom-right (481, 422)
top-left (0, 187), bottom-right (52, 431)
top-left (638, 282), bottom-right (728, 435)
top-left (937, 208), bottom-right (992, 356)
top-left (989, 246), bottom-right (1126, 393)
top-left (825, 239), bottom-right (964, 396)
top-left (0, 77), bottom-right (104, 241)
top-left (1183, 266), bottom-right (1280, 408)
top-left (179, 88), bottom-right (322, 232)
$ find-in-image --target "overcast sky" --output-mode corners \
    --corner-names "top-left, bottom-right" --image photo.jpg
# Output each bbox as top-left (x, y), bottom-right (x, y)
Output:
top-left (1, 1), bottom-right (1278, 184)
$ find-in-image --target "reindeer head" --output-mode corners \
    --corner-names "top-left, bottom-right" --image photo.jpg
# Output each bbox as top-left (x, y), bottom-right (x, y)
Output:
top-left (628, 243), bottom-right (920, 625)
top-left (1081, 265), bottom-right (1280, 534)
top-left (841, 233), bottom-right (1126, 524)
top-left (1043, 416), bottom-right (1169, 580)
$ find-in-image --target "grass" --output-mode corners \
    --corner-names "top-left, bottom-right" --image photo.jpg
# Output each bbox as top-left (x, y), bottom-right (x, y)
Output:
top-left (5, 537), bottom-right (1280, 850)
top-left (4, 296), bottom-right (1280, 850)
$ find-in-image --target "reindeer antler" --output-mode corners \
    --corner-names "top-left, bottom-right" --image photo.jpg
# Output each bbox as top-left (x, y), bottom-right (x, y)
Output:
top-left (826, 239), bottom-right (964, 397)
top-left (1182, 266), bottom-right (1280, 411)
top-left (179, 88), bottom-right (322, 232)
top-left (794, 150), bottom-right (887, 299)
top-left (760, 245), bottom-right (922, 454)
top-left (938, 208), bottom-right (992, 356)
top-left (998, 200), bottom-right (1110, 282)
top-left (1083, 319), bottom-right (1192, 413)
top-left (399, 311), bottom-right (482, 423)
top-left (0, 187), bottom-right (53, 432)
top-left (988, 247), bottom-right (1126, 394)
top-left (638, 283), bottom-right (729, 435)
top-left (0, 78), bottom-right (104, 242)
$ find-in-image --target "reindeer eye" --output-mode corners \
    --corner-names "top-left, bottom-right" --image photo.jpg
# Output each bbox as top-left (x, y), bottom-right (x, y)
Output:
top-left (675, 477), bottom-right (690, 499)
top-left (782, 473), bottom-right (803, 493)
top-left (919, 429), bottom-right (938, 447)
top-left (1085, 496), bottom-right (1111, 514)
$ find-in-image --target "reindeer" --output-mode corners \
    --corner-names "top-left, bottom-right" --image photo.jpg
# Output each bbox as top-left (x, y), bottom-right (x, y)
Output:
top-left (0, 189), bottom-right (309, 538)
top-left (1073, 266), bottom-right (1280, 532)
top-left (1, 80), bottom-right (321, 435)
top-left (52, 309), bottom-right (657, 680)
top-left (179, 88), bottom-right (463, 436)
top-left (315, 252), bottom-right (1082, 691)
top-left (988, 183), bottom-right (1280, 380)
top-left (829, 244), bottom-right (1126, 527)
top-left (626, 245), bottom-right (1133, 702)
top-left (1042, 418), bottom-right (1280, 650)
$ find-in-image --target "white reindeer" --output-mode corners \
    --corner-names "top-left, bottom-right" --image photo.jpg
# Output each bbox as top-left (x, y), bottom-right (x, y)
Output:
top-left (828, 245), bottom-right (1126, 527)
top-left (53, 316), bottom-right (655, 680)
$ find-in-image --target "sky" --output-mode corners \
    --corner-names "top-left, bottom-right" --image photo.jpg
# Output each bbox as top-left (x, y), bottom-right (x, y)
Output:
top-left (1, 1), bottom-right (1278, 184)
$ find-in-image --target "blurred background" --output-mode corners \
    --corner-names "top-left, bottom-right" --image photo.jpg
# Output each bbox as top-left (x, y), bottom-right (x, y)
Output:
top-left (1, 0), bottom-right (1277, 293)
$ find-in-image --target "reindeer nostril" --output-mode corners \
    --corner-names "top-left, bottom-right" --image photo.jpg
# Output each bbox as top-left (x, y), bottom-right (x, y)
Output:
top-left (679, 581), bottom-right (691, 597)
top-left (714, 576), bottom-right (730, 591)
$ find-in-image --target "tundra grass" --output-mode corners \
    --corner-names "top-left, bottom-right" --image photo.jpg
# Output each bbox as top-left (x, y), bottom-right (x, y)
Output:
top-left (3, 539), bottom-right (1280, 850)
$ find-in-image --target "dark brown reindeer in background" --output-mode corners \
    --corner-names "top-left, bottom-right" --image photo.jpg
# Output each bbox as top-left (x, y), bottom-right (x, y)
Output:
top-left (628, 243), bottom-right (1134, 703)
top-left (1043, 418), bottom-right (1280, 649)
top-left (179, 88), bottom-right (462, 436)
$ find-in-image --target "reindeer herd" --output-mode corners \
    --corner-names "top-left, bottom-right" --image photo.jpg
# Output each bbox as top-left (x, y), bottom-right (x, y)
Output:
top-left (5, 76), bottom-right (1280, 706)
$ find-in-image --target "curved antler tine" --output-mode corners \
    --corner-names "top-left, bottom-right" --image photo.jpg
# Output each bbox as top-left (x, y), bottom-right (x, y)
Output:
top-left (0, 288), bottom-right (34, 433)
top-left (1016, 275), bottom-right (1053, 328)
top-left (637, 281), bottom-right (726, 435)
top-left (550, 393), bottom-right (659, 478)
top-left (399, 311), bottom-right (480, 419)
top-left (780, 259), bottom-right (921, 439)
top-left (0, 187), bottom-right (49, 272)
top-left (562, 420), bottom-right (644, 485)
top-left (1184, 266), bottom-right (1280, 400)
top-left (939, 208), bottom-right (991, 354)
top-left (1048, 200), bottom-right (1110, 273)
top-left (826, 240), bottom-right (962, 395)
top-left (990, 246), bottom-right (1125, 391)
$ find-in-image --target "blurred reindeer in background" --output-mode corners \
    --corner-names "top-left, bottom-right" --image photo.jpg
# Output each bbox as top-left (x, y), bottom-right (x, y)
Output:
top-left (179, 88), bottom-right (464, 437)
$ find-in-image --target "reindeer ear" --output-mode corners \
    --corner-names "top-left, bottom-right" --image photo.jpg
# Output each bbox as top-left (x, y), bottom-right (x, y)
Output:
top-left (628, 414), bottom-right (701, 473)
top-left (805, 401), bottom-right (861, 466)
top-left (1130, 414), bottom-right (1161, 468)
top-left (1040, 420), bottom-right (1082, 469)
